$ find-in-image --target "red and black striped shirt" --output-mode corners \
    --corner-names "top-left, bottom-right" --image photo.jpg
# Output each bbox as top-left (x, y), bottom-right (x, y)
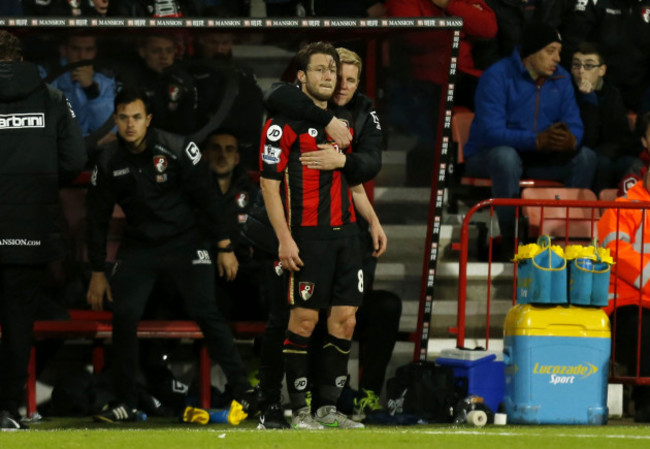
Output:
top-left (260, 114), bottom-right (356, 233)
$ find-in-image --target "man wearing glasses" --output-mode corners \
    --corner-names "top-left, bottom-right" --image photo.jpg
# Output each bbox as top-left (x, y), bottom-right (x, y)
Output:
top-left (570, 42), bottom-right (639, 194)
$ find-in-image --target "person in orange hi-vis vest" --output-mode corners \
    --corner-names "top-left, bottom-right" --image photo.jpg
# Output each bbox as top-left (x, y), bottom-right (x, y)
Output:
top-left (598, 117), bottom-right (650, 421)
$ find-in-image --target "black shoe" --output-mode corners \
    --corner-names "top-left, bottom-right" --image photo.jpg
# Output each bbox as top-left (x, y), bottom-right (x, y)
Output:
top-left (236, 389), bottom-right (259, 416)
top-left (635, 404), bottom-right (650, 423)
top-left (0, 410), bottom-right (27, 430)
top-left (257, 403), bottom-right (290, 429)
top-left (93, 404), bottom-right (144, 423)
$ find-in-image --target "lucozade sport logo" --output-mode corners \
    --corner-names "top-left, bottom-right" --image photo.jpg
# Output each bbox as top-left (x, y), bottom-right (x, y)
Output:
top-left (532, 362), bottom-right (598, 385)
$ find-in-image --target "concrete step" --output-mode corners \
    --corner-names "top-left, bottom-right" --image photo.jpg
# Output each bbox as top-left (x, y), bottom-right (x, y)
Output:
top-left (430, 298), bottom-right (514, 339)
top-left (375, 150), bottom-right (406, 186)
top-left (373, 187), bottom-right (431, 224)
top-left (399, 300), bottom-right (419, 333)
top-left (379, 224), bottom-right (427, 264)
top-left (232, 44), bottom-right (294, 79)
top-left (433, 261), bottom-right (515, 304)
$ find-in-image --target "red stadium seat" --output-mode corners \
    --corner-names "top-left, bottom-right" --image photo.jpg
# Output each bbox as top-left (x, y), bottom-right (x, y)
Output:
top-left (521, 187), bottom-right (599, 240)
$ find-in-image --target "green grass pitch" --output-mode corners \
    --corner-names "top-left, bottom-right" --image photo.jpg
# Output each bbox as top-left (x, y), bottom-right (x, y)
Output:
top-left (2, 418), bottom-right (650, 449)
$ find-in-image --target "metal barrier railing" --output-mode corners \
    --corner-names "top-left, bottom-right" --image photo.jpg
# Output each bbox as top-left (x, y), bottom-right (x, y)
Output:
top-left (455, 197), bottom-right (650, 386)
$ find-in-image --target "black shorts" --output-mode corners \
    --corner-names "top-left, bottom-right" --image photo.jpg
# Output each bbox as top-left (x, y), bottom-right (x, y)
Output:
top-left (287, 233), bottom-right (363, 310)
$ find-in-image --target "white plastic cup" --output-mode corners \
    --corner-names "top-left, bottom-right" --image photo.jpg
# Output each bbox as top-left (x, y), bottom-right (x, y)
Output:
top-left (494, 413), bottom-right (507, 426)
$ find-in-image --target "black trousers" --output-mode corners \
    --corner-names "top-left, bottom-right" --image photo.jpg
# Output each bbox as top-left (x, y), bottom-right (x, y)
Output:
top-left (257, 253), bottom-right (402, 403)
top-left (257, 253), bottom-right (289, 404)
top-left (0, 264), bottom-right (46, 416)
top-left (611, 306), bottom-right (650, 407)
top-left (110, 241), bottom-right (249, 408)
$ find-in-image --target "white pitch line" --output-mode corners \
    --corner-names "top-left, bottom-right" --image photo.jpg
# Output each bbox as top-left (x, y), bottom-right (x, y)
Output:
top-left (418, 430), bottom-right (650, 439)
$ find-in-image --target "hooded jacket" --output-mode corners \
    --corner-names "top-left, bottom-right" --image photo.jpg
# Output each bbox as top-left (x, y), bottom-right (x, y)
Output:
top-left (0, 61), bottom-right (86, 264)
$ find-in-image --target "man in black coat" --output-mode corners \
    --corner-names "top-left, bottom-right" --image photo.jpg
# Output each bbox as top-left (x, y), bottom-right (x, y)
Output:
top-left (200, 129), bottom-right (263, 320)
top-left (85, 87), bottom-right (253, 422)
top-left (570, 42), bottom-right (639, 193)
top-left (0, 30), bottom-right (87, 430)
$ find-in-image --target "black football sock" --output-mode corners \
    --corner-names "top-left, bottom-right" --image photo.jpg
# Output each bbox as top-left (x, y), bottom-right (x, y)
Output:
top-left (283, 330), bottom-right (311, 412)
top-left (318, 334), bottom-right (352, 407)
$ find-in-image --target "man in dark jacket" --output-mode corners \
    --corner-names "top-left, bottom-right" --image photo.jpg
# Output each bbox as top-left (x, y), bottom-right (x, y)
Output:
top-left (187, 31), bottom-right (264, 171)
top-left (110, 0), bottom-right (198, 16)
top-left (570, 42), bottom-right (639, 194)
top-left (560, 0), bottom-right (650, 111)
top-left (118, 34), bottom-right (197, 136)
top-left (0, 30), bottom-right (87, 430)
top-left (200, 129), bottom-right (263, 320)
top-left (85, 87), bottom-right (253, 422)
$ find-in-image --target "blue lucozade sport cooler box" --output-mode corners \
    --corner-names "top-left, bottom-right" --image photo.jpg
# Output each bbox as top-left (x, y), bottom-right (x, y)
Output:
top-left (503, 305), bottom-right (610, 424)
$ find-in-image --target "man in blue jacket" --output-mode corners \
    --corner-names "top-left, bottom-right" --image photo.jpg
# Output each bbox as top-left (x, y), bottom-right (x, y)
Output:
top-left (463, 21), bottom-right (596, 250)
top-left (42, 32), bottom-right (116, 155)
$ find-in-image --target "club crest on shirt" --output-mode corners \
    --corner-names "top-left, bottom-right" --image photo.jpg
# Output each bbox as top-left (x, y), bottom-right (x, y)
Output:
top-left (643, 7), bottom-right (650, 23)
top-left (274, 261), bottom-right (284, 277)
top-left (236, 192), bottom-right (248, 208)
top-left (154, 155), bottom-right (167, 173)
top-left (299, 282), bottom-right (315, 301)
top-left (308, 128), bottom-right (318, 137)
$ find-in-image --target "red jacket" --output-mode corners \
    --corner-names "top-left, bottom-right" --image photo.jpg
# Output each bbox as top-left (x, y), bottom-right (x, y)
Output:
top-left (387, 0), bottom-right (497, 83)
top-left (598, 180), bottom-right (650, 314)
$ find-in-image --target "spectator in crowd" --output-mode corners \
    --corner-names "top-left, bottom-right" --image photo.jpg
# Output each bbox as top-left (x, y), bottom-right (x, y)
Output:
top-left (118, 33), bottom-right (197, 135)
top-left (42, 32), bottom-right (116, 154)
top-left (259, 41), bottom-right (386, 430)
top-left (463, 21), bottom-right (595, 255)
top-left (313, 0), bottom-right (386, 16)
top-left (387, 0), bottom-right (497, 110)
top-left (473, 0), bottom-right (573, 70)
top-left (0, 0), bottom-right (22, 15)
top-left (85, 87), bottom-right (254, 422)
top-left (23, 0), bottom-right (111, 15)
top-left (570, 42), bottom-right (639, 194)
top-left (200, 129), bottom-right (264, 321)
top-left (386, 0), bottom-right (497, 185)
top-left (598, 120), bottom-right (650, 421)
top-left (560, 0), bottom-right (650, 111)
top-left (264, 0), bottom-right (312, 16)
top-left (23, 0), bottom-right (82, 15)
top-left (110, 0), bottom-right (198, 16)
top-left (0, 30), bottom-right (86, 430)
top-left (198, 1), bottom-right (250, 16)
top-left (188, 31), bottom-right (264, 170)
top-left (83, 0), bottom-right (112, 15)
